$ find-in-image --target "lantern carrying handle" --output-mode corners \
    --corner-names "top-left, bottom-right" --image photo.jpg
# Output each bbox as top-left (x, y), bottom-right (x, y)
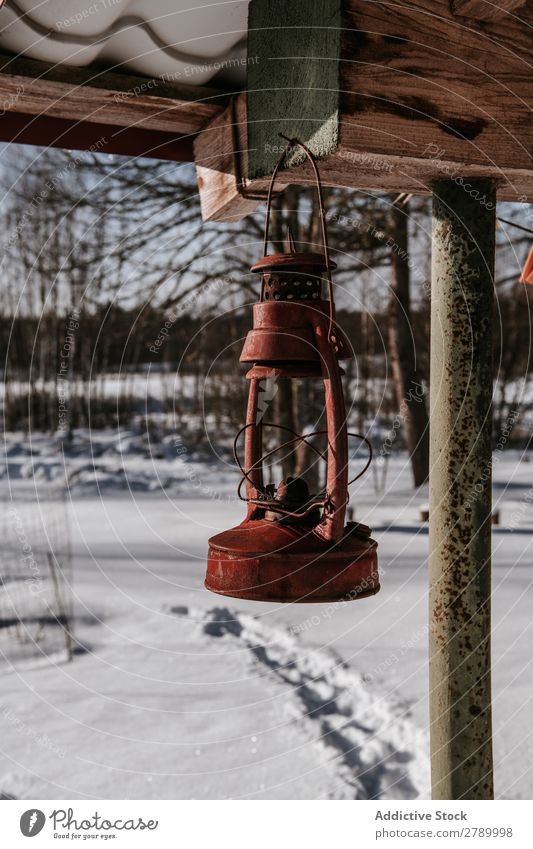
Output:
top-left (262, 135), bottom-right (338, 349)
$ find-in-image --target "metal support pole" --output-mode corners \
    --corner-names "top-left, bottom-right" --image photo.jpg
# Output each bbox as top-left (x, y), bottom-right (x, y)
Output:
top-left (429, 179), bottom-right (496, 800)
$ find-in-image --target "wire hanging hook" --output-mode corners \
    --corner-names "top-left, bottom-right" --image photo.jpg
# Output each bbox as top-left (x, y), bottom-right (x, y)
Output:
top-left (262, 135), bottom-right (338, 348)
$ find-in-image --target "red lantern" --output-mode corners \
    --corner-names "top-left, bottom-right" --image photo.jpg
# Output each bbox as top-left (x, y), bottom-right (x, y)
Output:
top-left (205, 139), bottom-right (379, 603)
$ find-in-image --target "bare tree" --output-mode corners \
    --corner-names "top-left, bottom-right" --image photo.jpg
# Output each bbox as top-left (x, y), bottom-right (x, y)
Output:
top-left (388, 201), bottom-right (430, 486)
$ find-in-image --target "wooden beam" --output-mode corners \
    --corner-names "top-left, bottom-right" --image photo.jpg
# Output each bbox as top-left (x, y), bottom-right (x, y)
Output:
top-left (0, 52), bottom-right (227, 138)
top-left (196, 0), bottom-right (533, 220)
top-left (0, 111), bottom-right (194, 162)
top-left (339, 0), bottom-right (532, 178)
top-left (451, 0), bottom-right (528, 21)
top-left (195, 90), bottom-right (533, 220)
top-left (194, 95), bottom-right (285, 222)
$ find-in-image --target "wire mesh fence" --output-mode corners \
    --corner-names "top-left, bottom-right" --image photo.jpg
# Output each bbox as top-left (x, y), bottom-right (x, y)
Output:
top-left (0, 486), bottom-right (73, 665)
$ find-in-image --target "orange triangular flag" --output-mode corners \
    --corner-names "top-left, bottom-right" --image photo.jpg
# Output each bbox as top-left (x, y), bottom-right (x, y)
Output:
top-left (520, 244), bottom-right (533, 284)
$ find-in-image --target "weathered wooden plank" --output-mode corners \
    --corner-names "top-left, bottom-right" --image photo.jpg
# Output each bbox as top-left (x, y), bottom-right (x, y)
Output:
top-left (194, 95), bottom-right (273, 221)
top-left (0, 111), bottom-right (194, 162)
top-left (195, 89), bottom-right (533, 220)
top-left (247, 0), bottom-right (341, 178)
top-left (451, 0), bottom-right (528, 21)
top-left (0, 52), bottom-right (227, 136)
top-left (340, 0), bottom-right (532, 173)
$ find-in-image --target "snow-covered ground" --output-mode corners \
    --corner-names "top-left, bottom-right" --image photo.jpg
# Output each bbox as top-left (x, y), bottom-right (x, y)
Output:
top-left (0, 433), bottom-right (532, 800)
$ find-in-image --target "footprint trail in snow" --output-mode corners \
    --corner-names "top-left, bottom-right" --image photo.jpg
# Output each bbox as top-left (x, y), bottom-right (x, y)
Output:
top-left (171, 605), bottom-right (429, 799)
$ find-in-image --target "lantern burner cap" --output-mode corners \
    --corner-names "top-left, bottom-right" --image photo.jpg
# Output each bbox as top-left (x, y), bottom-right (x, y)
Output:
top-left (263, 476), bottom-right (322, 525)
top-left (276, 476), bottom-right (310, 508)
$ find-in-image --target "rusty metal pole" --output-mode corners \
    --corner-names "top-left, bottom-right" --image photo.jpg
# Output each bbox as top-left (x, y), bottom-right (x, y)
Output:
top-left (429, 179), bottom-right (495, 800)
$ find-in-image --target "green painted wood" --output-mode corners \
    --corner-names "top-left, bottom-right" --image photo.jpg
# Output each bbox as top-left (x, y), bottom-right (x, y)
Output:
top-left (247, 0), bottom-right (341, 178)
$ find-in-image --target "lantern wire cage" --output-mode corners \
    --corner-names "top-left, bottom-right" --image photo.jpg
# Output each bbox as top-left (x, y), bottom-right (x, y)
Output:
top-left (234, 423), bottom-right (373, 518)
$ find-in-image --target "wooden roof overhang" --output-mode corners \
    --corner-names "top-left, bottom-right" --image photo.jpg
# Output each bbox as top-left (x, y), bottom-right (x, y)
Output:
top-left (0, 0), bottom-right (531, 220)
top-left (195, 0), bottom-right (533, 220)
top-left (0, 53), bottom-right (228, 162)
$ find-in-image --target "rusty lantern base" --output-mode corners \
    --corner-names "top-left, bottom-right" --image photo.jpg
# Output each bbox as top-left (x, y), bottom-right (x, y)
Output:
top-left (205, 519), bottom-right (379, 603)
